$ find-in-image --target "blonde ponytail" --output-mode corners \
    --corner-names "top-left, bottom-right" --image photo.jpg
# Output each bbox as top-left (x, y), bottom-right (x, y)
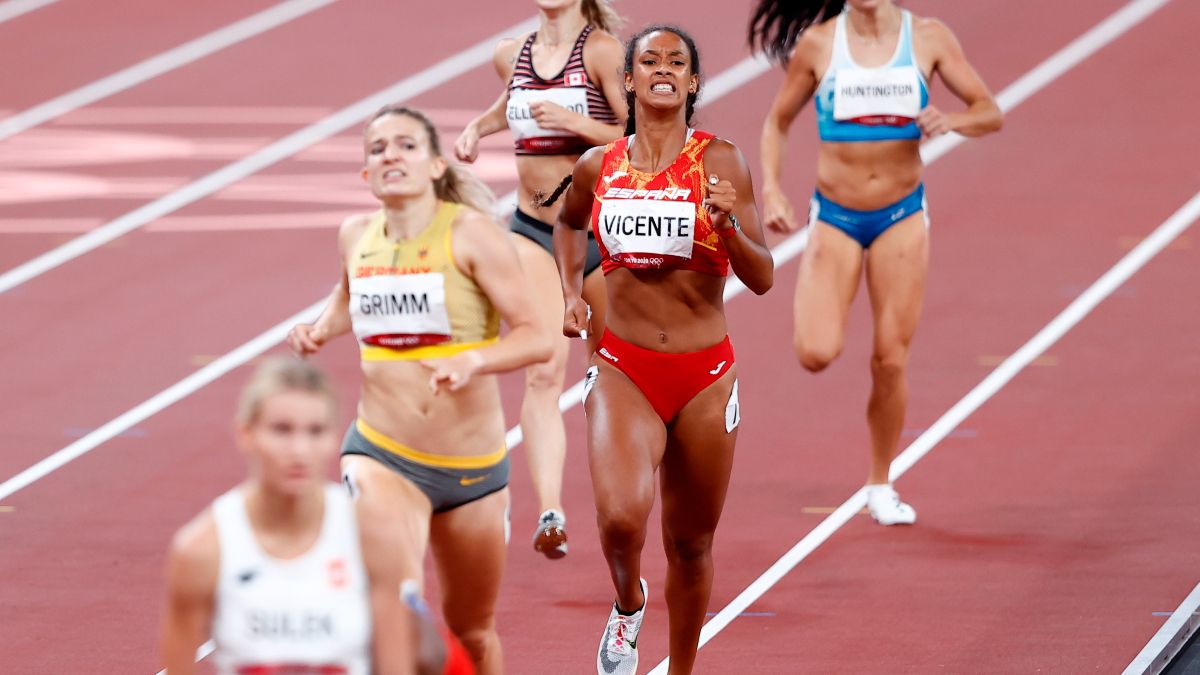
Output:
top-left (581, 0), bottom-right (624, 33)
top-left (435, 163), bottom-right (496, 217)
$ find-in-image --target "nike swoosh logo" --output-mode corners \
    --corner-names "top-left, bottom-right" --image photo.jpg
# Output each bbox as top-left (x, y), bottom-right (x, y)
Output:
top-left (459, 474), bottom-right (489, 487)
top-left (359, 249), bottom-right (382, 259)
top-left (598, 624), bottom-right (624, 674)
top-left (709, 360), bottom-right (727, 375)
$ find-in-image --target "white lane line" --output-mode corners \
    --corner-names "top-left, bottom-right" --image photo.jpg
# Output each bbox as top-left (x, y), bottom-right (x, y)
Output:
top-left (1123, 581), bottom-right (1200, 675)
top-left (645, 0), bottom-right (1175, 671)
top-left (0, 0), bottom-right (57, 24)
top-left (0, 15), bottom-right (539, 296)
top-left (0, 301), bottom-right (324, 501)
top-left (0, 0), bottom-right (337, 141)
top-left (154, 640), bottom-right (215, 675)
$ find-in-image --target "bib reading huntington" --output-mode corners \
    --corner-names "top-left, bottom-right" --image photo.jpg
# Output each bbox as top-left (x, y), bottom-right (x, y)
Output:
top-left (590, 130), bottom-right (730, 276)
top-left (210, 484), bottom-right (370, 675)
top-left (349, 202), bottom-right (500, 361)
top-left (507, 25), bottom-right (618, 155)
top-left (815, 9), bottom-right (929, 142)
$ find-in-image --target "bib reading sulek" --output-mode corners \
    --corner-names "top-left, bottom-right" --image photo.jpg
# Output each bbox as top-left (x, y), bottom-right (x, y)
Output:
top-left (349, 273), bottom-right (451, 348)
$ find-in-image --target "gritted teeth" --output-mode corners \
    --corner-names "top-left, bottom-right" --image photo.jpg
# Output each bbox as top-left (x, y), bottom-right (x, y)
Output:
top-left (384, 169), bottom-right (404, 178)
top-left (651, 82), bottom-right (675, 93)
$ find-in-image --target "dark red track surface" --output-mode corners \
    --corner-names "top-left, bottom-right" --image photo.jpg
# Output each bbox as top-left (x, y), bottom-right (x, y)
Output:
top-left (1, 1), bottom-right (1197, 673)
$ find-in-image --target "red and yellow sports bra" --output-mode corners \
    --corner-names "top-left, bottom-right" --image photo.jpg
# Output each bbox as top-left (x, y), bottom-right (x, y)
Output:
top-left (589, 130), bottom-right (729, 276)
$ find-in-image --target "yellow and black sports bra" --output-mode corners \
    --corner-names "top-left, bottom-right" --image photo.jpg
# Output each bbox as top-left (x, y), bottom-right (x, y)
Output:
top-left (348, 202), bottom-right (499, 361)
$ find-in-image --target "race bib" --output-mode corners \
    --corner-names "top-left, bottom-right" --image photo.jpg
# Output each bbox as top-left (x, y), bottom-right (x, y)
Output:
top-left (506, 87), bottom-right (589, 140)
top-left (833, 66), bottom-right (921, 126)
top-left (596, 198), bottom-right (695, 268)
top-left (349, 273), bottom-right (451, 348)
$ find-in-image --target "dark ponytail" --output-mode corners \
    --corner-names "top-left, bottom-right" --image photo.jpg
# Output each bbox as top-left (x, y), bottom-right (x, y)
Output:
top-left (748, 0), bottom-right (845, 65)
top-left (622, 24), bottom-right (702, 136)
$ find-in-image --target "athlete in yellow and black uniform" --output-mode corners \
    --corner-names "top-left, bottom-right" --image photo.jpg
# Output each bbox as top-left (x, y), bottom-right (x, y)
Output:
top-left (343, 201), bottom-right (508, 511)
top-left (288, 106), bottom-right (549, 674)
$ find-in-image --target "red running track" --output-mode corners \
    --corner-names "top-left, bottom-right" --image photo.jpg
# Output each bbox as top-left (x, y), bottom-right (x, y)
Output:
top-left (0, 0), bottom-right (1197, 673)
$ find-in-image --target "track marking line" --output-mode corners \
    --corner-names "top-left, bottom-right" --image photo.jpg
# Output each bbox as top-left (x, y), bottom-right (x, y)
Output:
top-left (1124, 581), bottom-right (1200, 675)
top-left (0, 15), bottom-right (539, 296)
top-left (0, 0), bottom-right (337, 141)
top-left (0, 505), bottom-right (15, 512)
top-left (645, 0), bottom-right (1176, 671)
top-left (0, 0), bottom-right (57, 24)
top-left (154, 641), bottom-right (215, 675)
top-left (977, 354), bottom-right (1058, 367)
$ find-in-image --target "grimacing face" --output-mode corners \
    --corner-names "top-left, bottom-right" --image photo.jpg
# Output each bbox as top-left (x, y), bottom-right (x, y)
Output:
top-left (237, 389), bottom-right (338, 496)
top-left (361, 113), bottom-right (447, 201)
top-left (626, 30), bottom-right (697, 113)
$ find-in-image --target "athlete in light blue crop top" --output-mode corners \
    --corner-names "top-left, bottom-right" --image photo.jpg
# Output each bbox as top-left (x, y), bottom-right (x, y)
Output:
top-left (751, 0), bottom-right (1002, 527)
top-left (814, 9), bottom-right (929, 143)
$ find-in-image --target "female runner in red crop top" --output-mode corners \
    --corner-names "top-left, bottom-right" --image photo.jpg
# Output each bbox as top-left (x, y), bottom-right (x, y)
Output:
top-left (548, 24), bottom-right (774, 675)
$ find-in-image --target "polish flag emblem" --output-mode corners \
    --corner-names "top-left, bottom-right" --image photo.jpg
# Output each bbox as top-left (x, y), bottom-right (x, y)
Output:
top-left (328, 559), bottom-right (347, 589)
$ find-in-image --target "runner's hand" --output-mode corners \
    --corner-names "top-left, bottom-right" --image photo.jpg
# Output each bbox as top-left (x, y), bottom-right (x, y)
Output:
top-left (703, 173), bottom-right (736, 230)
top-left (917, 105), bottom-right (952, 137)
top-left (287, 324), bottom-right (326, 357)
top-left (762, 186), bottom-right (799, 233)
top-left (454, 124), bottom-right (481, 163)
top-left (529, 101), bottom-right (576, 132)
top-left (563, 296), bottom-right (590, 339)
top-left (420, 351), bottom-right (485, 394)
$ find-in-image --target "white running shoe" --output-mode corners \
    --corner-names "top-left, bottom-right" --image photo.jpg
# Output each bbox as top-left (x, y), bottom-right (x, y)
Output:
top-left (866, 484), bottom-right (917, 526)
top-left (596, 578), bottom-right (647, 675)
top-left (533, 508), bottom-right (568, 559)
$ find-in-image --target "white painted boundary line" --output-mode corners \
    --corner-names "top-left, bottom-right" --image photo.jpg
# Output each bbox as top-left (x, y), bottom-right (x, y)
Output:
top-left (0, 300), bottom-right (324, 501)
top-left (0, 0), bottom-right (337, 141)
top-left (154, 641), bottom-right (216, 675)
top-left (0, 15), bottom-right (539, 296)
top-left (1124, 581), bottom-right (1200, 675)
top-left (646, 0), bottom-right (1175, 671)
top-left (0, 0), bottom-right (57, 24)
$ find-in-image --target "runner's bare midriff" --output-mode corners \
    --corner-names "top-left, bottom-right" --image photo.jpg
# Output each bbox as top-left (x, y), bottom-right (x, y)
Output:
top-left (816, 139), bottom-right (923, 209)
top-left (602, 269), bottom-right (727, 352)
top-left (358, 360), bottom-right (506, 456)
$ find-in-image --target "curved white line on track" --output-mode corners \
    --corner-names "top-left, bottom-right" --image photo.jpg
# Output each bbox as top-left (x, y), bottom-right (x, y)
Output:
top-left (0, 15), bottom-right (540, 296)
top-left (0, 0), bottom-right (337, 141)
top-left (647, 0), bottom-right (1176, 671)
top-left (0, 0), bottom-right (57, 24)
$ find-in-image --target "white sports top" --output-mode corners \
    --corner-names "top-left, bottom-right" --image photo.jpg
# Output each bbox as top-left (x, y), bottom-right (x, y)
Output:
top-left (210, 484), bottom-right (371, 675)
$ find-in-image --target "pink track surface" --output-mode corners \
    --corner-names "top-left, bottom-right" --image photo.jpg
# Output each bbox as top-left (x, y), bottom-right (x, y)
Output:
top-left (1, 0), bottom-right (1198, 673)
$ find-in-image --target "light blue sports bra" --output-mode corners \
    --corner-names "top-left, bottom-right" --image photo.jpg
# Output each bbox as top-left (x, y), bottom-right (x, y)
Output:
top-left (814, 9), bottom-right (929, 142)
